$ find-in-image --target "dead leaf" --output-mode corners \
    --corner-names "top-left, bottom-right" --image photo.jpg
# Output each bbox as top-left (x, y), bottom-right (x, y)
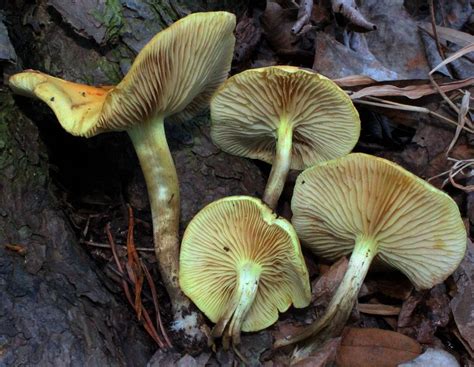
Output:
top-left (350, 78), bottom-right (474, 100)
top-left (312, 257), bottom-right (348, 305)
top-left (272, 320), bottom-right (307, 344)
top-left (313, 32), bottom-right (398, 80)
top-left (293, 337), bottom-right (341, 367)
top-left (451, 239), bottom-right (474, 351)
top-left (335, 328), bottom-right (422, 367)
top-left (398, 285), bottom-right (451, 344)
top-left (419, 22), bottom-right (474, 48)
top-left (358, 303), bottom-right (401, 316)
top-left (333, 74), bottom-right (376, 87)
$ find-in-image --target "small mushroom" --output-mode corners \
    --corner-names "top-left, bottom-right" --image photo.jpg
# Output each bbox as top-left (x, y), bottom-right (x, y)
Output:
top-left (210, 66), bottom-right (360, 209)
top-left (275, 153), bottom-right (467, 358)
top-left (9, 12), bottom-right (236, 337)
top-left (179, 196), bottom-right (311, 347)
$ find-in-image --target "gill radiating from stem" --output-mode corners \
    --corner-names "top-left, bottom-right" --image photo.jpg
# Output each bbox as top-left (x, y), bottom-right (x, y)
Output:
top-left (263, 121), bottom-right (293, 209)
top-left (275, 238), bottom-right (378, 358)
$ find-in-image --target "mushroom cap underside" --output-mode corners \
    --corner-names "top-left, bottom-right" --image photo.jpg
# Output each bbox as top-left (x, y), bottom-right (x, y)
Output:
top-left (9, 11), bottom-right (236, 137)
top-left (211, 66), bottom-right (360, 170)
top-left (179, 196), bottom-right (311, 332)
top-left (291, 153), bottom-right (467, 289)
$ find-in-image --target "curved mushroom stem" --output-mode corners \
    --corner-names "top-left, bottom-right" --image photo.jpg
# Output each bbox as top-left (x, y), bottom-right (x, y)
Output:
top-left (211, 262), bottom-right (261, 348)
top-left (274, 238), bottom-right (378, 360)
top-left (128, 117), bottom-right (198, 337)
top-left (263, 121), bottom-right (293, 210)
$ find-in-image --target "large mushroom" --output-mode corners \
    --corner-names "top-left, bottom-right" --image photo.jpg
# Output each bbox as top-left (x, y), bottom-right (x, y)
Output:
top-left (179, 196), bottom-right (311, 347)
top-left (9, 12), bottom-right (236, 339)
top-left (275, 153), bottom-right (467, 357)
top-left (210, 66), bottom-right (360, 209)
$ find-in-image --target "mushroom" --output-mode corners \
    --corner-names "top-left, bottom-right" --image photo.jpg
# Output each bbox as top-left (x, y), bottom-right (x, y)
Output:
top-left (210, 66), bottom-right (360, 209)
top-left (275, 153), bottom-right (467, 357)
top-left (179, 196), bottom-right (311, 347)
top-left (9, 12), bottom-right (236, 337)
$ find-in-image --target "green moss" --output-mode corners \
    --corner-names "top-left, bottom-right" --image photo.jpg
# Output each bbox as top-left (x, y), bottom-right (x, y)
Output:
top-left (92, 0), bottom-right (124, 43)
top-left (97, 58), bottom-right (122, 84)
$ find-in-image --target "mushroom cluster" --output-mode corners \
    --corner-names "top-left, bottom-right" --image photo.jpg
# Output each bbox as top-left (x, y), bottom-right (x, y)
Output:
top-left (8, 8), bottom-right (468, 358)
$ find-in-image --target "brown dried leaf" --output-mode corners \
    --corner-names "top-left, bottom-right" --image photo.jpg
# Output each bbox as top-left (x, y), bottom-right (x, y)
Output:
top-left (336, 328), bottom-right (422, 367)
top-left (293, 337), bottom-right (341, 367)
top-left (358, 303), bottom-right (401, 316)
top-left (429, 44), bottom-right (474, 81)
top-left (418, 23), bottom-right (474, 47)
top-left (333, 75), bottom-right (376, 88)
top-left (451, 239), bottom-right (474, 351)
top-left (312, 257), bottom-right (348, 305)
top-left (350, 78), bottom-right (474, 100)
top-left (313, 32), bottom-right (397, 80)
top-left (398, 285), bottom-right (451, 344)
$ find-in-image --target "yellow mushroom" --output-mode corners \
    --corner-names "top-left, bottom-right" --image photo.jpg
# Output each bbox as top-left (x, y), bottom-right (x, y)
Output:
top-left (275, 153), bottom-right (467, 359)
top-left (179, 196), bottom-right (311, 347)
top-left (210, 66), bottom-right (360, 209)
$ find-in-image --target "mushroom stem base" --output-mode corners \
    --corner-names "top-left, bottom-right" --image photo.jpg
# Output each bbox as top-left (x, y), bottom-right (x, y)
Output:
top-left (275, 238), bottom-right (377, 358)
top-left (128, 118), bottom-right (198, 340)
top-left (212, 262), bottom-right (261, 348)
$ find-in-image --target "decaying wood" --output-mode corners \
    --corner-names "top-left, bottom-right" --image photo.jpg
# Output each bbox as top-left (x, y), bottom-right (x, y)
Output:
top-left (292, 0), bottom-right (313, 34)
top-left (332, 0), bottom-right (376, 32)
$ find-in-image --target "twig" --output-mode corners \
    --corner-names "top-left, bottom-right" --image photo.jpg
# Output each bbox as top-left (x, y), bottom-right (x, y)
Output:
top-left (429, 44), bottom-right (474, 128)
top-left (142, 261), bottom-right (173, 348)
top-left (446, 90), bottom-right (470, 155)
top-left (4, 243), bottom-right (27, 255)
top-left (106, 223), bottom-right (166, 348)
top-left (427, 158), bottom-right (474, 192)
top-left (292, 0), bottom-right (313, 34)
top-left (82, 215), bottom-right (91, 238)
top-left (80, 240), bottom-right (155, 253)
top-left (353, 97), bottom-right (474, 133)
top-left (126, 205), bottom-right (144, 320)
top-left (429, 0), bottom-right (446, 59)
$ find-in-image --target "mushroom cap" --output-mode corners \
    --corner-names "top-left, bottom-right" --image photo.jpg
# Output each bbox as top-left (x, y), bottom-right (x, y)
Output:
top-left (292, 153), bottom-right (467, 290)
top-left (9, 11), bottom-right (236, 137)
top-left (179, 196), bottom-right (311, 332)
top-left (210, 66), bottom-right (360, 170)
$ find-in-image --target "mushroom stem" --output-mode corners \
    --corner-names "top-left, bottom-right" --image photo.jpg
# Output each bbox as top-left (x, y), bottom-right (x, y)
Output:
top-left (212, 262), bottom-right (261, 347)
top-left (275, 237), bottom-right (377, 357)
top-left (263, 121), bottom-right (293, 209)
top-left (128, 117), bottom-right (191, 323)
